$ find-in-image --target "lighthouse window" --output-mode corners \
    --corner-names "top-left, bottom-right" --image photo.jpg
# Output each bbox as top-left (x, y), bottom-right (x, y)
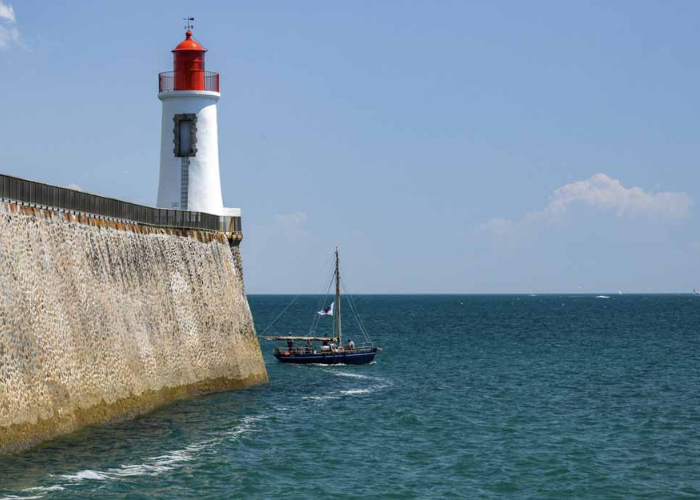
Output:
top-left (173, 114), bottom-right (198, 157)
top-left (179, 120), bottom-right (192, 155)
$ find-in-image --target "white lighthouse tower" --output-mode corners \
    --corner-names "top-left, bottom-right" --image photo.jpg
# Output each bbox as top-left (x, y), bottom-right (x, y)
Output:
top-left (157, 28), bottom-right (225, 215)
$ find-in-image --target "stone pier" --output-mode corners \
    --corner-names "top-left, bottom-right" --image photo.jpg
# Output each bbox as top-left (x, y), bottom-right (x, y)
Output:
top-left (0, 201), bottom-right (267, 454)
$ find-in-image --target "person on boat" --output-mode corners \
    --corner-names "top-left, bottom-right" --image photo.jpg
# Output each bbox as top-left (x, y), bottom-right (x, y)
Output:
top-left (347, 338), bottom-right (355, 350)
top-left (286, 339), bottom-right (294, 352)
top-left (305, 338), bottom-right (313, 354)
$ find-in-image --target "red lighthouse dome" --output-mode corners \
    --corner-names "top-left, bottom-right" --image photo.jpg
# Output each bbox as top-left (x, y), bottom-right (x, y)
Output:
top-left (158, 30), bottom-right (219, 93)
top-left (173, 30), bottom-right (207, 91)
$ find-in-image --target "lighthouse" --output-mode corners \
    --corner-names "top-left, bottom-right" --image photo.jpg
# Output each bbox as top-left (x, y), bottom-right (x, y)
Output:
top-left (157, 28), bottom-right (225, 215)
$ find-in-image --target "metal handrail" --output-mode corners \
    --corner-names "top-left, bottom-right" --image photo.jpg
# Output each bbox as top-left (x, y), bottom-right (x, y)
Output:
top-left (0, 173), bottom-right (239, 234)
top-left (158, 71), bottom-right (220, 93)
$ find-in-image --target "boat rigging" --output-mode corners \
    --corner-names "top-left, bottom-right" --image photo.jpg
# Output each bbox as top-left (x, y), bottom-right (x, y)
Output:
top-left (260, 248), bottom-right (380, 365)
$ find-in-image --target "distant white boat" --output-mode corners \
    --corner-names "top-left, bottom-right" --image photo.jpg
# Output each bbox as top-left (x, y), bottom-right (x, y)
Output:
top-left (694, 288), bottom-right (700, 296)
top-left (596, 295), bottom-right (610, 299)
top-left (617, 290), bottom-right (623, 295)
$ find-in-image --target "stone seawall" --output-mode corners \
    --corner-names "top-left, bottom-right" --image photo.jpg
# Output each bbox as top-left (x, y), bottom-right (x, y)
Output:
top-left (0, 201), bottom-right (267, 454)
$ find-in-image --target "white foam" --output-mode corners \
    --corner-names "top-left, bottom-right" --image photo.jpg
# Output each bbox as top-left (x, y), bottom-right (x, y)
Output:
top-left (329, 371), bottom-right (373, 380)
top-left (25, 413), bottom-right (276, 497)
top-left (0, 496), bottom-right (44, 500)
top-left (226, 414), bottom-right (267, 440)
top-left (56, 442), bottom-right (203, 483)
top-left (23, 486), bottom-right (65, 493)
top-left (340, 388), bottom-right (372, 395)
top-left (111, 464), bottom-right (173, 477)
top-left (302, 395), bottom-right (340, 401)
top-left (59, 470), bottom-right (108, 481)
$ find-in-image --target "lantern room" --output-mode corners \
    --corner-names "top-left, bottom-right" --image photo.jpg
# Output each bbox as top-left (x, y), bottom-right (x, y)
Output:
top-left (158, 30), bottom-right (219, 93)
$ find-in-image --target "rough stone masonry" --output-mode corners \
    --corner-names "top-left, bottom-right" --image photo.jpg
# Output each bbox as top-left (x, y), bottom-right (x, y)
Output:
top-left (0, 201), bottom-right (267, 454)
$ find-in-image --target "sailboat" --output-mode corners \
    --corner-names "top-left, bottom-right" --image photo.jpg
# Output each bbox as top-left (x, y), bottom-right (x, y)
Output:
top-left (261, 248), bottom-right (381, 365)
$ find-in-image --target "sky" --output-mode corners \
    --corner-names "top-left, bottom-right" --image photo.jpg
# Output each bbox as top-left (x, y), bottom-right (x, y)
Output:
top-left (1, 1), bottom-right (700, 293)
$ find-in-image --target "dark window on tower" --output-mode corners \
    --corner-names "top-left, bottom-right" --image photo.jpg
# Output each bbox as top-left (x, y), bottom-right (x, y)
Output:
top-left (173, 114), bottom-right (198, 157)
top-left (179, 120), bottom-right (193, 156)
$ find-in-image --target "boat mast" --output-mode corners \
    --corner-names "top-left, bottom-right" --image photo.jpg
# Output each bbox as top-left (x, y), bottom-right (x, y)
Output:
top-left (336, 247), bottom-right (342, 347)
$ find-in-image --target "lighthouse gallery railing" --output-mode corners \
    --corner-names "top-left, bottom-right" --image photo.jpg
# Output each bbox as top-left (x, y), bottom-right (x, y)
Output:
top-left (0, 173), bottom-right (241, 234)
top-left (158, 71), bottom-right (220, 93)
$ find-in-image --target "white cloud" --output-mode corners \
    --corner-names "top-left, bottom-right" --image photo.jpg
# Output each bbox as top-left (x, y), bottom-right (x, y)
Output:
top-left (275, 212), bottom-right (306, 227)
top-left (546, 173), bottom-right (691, 219)
top-left (274, 212), bottom-right (308, 241)
top-left (0, 0), bottom-right (18, 48)
top-left (0, 1), bottom-right (15, 22)
top-left (478, 173), bottom-right (692, 238)
top-left (0, 1), bottom-right (19, 49)
top-left (67, 183), bottom-right (83, 192)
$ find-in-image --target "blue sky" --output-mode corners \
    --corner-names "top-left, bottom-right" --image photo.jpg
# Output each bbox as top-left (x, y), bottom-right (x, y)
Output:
top-left (1, 1), bottom-right (699, 293)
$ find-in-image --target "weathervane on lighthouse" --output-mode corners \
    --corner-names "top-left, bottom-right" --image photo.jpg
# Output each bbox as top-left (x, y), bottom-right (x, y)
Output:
top-left (156, 21), bottom-right (238, 219)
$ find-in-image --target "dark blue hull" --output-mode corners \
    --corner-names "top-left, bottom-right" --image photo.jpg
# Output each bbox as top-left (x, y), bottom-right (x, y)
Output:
top-left (274, 348), bottom-right (378, 365)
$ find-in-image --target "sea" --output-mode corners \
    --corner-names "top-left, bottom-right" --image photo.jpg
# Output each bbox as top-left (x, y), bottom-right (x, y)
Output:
top-left (1, 294), bottom-right (700, 499)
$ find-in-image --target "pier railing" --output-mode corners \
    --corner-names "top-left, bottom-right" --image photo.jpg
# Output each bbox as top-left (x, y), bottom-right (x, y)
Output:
top-left (0, 173), bottom-right (241, 235)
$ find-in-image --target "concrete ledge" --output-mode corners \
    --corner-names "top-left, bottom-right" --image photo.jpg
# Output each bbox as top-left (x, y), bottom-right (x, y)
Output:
top-left (4, 201), bottom-right (233, 244)
top-left (158, 90), bottom-right (221, 101)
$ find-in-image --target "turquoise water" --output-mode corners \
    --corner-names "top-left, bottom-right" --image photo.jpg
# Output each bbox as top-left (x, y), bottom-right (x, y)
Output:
top-left (2, 294), bottom-right (700, 498)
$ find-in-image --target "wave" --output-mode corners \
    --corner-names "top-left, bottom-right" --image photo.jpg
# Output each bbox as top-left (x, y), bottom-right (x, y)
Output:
top-left (8, 367), bottom-right (392, 497)
top-left (22, 487), bottom-right (64, 493)
top-left (0, 495), bottom-right (44, 500)
top-left (302, 395), bottom-right (340, 401)
top-left (226, 415), bottom-right (268, 440)
top-left (328, 371), bottom-right (373, 380)
top-left (59, 470), bottom-right (109, 481)
top-left (0, 496), bottom-right (45, 500)
top-left (48, 413), bottom-right (271, 492)
top-left (1, 483), bottom-right (65, 499)
top-left (339, 388), bottom-right (373, 395)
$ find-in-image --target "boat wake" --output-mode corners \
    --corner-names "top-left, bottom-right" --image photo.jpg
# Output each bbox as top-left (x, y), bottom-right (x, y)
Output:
top-left (3, 363), bottom-right (391, 498)
top-left (301, 368), bottom-right (392, 403)
top-left (302, 394), bottom-right (340, 402)
top-left (0, 413), bottom-right (274, 499)
top-left (302, 381), bottom-right (388, 401)
top-left (339, 388), bottom-right (373, 395)
top-left (58, 442), bottom-right (204, 482)
top-left (328, 371), bottom-right (373, 380)
top-left (225, 415), bottom-right (269, 441)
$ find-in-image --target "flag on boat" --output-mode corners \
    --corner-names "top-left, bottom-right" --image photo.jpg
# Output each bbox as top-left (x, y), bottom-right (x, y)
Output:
top-left (318, 302), bottom-right (334, 316)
